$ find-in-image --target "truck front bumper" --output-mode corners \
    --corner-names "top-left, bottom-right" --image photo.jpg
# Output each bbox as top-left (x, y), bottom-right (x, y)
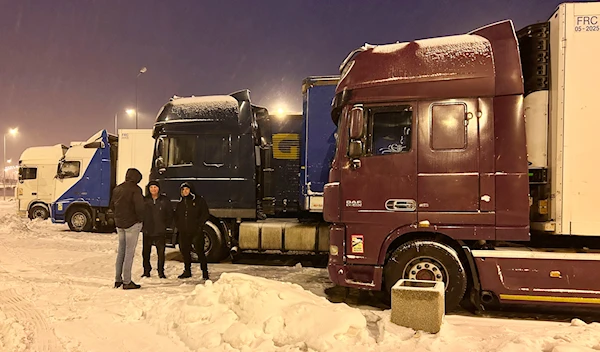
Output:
top-left (50, 203), bottom-right (66, 224)
top-left (328, 262), bottom-right (383, 290)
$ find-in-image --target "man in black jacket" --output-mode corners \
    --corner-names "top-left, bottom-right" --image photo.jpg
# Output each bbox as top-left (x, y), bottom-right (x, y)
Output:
top-left (175, 182), bottom-right (210, 280)
top-left (110, 168), bottom-right (145, 290)
top-left (141, 180), bottom-right (173, 279)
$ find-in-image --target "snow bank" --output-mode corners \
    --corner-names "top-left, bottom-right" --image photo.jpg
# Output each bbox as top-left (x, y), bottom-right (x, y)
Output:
top-left (0, 212), bottom-right (32, 235)
top-left (142, 273), bottom-right (375, 352)
top-left (139, 272), bottom-right (600, 352)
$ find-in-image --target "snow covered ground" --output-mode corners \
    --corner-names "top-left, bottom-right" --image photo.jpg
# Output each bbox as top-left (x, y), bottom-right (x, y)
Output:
top-left (1, 200), bottom-right (600, 351)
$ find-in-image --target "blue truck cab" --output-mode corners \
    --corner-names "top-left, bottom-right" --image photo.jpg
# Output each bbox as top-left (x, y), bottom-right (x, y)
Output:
top-left (51, 130), bottom-right (117, 232)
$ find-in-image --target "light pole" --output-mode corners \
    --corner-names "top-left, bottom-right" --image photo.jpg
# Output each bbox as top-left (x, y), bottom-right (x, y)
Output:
top-left (3, 128), bottom-right (18, 200)
top-left (114, 109), bottom-right (136, 134)
top-left (135, 67), bottom-right (147, 129)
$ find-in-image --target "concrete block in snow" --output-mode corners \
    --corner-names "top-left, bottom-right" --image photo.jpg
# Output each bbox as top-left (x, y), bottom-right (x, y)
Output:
top-left (390, 279), bottom-right (444, 334)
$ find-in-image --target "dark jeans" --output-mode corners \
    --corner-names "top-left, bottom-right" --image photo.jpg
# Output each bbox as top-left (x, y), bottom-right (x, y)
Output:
top-left (179, 232), bottom-right (208, 273)
top-left (142, 234), bottom-right (166, 274)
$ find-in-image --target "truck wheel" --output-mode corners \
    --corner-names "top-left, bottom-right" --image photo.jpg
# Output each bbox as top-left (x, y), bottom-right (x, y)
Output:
top-left (67, 208), bottom-right (93, 232)
top-left (383, 240), bottom-right (467, 312)
top-left (29, 204), bottom-right (49, 220)
top-left (190, 221), bottom-right (225, 263)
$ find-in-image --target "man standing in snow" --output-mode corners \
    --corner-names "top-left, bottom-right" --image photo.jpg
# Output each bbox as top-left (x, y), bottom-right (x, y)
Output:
top-left (174, 182), bottom-right (210, 280)
top-left (141, 180), bottom-right (173, 279)
top-left (110, 168), bottom-right (145, 290)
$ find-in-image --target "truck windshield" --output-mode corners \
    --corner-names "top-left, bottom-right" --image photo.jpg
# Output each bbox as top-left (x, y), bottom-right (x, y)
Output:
top-left (58, 161), bottom-right (81, 178)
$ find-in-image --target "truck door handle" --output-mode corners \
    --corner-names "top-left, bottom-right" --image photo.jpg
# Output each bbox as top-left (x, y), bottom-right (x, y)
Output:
top-left (385, 199), bottom-right (417, 211)
top-left (203, 162), bottom-right (224, 168)
top-left (32, 192), bottom-right (37, 195)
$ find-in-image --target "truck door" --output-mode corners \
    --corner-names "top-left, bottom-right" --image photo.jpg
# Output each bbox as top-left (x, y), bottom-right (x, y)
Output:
top-left (157, 134), bottom-right (232, 210)
top-left (416, 99), bottom-right (492, 230)
top-left (339, 104), bottom-right (418, 263)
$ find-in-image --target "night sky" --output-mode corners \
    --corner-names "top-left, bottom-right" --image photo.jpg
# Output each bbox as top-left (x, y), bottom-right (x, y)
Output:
top-left (0, 0), bottom-right (580, 160)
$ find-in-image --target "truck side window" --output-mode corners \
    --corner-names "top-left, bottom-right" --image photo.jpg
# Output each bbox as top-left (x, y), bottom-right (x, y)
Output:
top-left (167, 136), bottom-right (196, 166)
top-left (204, 135), bottom-right (228, 164)
top-left (369, 109), bottom-right (412, 155)
top-left (19, 167), bottom-right (37, 180)
top-left (60, 161), bottom-right (81, 178)
top-left (431, 103), bottom-right (467, 150)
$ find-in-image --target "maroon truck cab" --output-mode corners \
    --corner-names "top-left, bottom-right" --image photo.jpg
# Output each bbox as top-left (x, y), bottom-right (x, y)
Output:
top-left (323, 21), bottom-right (530, 310)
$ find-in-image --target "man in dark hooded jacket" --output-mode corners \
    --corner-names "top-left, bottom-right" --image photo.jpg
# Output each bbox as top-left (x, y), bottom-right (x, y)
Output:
top-left (174, 182), bottom-right (210, 280)
top-left (141, 180), bottom-right (173, 278)
top-left (110, 168), bottom-right (145, 290)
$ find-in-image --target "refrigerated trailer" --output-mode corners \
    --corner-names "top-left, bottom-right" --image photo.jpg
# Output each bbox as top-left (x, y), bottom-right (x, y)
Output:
top-left (324, 2), bottom-right (600, 311)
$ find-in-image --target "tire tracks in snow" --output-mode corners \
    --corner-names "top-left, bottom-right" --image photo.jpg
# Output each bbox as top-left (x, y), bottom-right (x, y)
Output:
top-left (0, 288), bottom-right (62, 352)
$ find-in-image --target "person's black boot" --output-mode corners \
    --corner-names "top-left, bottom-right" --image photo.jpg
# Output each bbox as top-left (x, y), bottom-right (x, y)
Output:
top-left (202, 271), bottom-right (209, 280)
top-left (158, 271), bottom-right (166, 279)
top-left (141, 271), bottom-right (151, 278)
top-left (122, 281), bottom-right (141, 290)
top-left (114, 281), bottom-right (123, 288)
top-left (178, 270), bottom-right (192, 279)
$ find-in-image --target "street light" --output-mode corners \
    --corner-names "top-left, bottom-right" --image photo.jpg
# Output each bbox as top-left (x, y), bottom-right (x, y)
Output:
top-left (3, 127), bottom-right (18, 200)
top-left (114, 109), bottom-right (136, 134)
top-left (135, 67), bottom-right (147, 129)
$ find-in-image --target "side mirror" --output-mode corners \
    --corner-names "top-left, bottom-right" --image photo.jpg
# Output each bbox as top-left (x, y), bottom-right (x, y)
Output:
top-left (349, 106), bottom-right (364, 139)
top-left (155, 157), bottom-right (165, 169)
top-left (348, 140), bottom-right (363, 159)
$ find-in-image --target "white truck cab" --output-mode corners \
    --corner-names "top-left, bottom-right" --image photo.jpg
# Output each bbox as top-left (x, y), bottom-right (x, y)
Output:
top-left (17, 144), bottom-right (67, 219)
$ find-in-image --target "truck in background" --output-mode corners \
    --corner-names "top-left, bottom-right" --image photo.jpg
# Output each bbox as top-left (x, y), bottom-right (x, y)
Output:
top-left (324, 2), bottom-right (600, 311)
top-left (50, 129), bottom-right (153, 232)
top-left (150, 76), bottom-right (338, 262)
top-left (16, 144), bottom-right (68, 219)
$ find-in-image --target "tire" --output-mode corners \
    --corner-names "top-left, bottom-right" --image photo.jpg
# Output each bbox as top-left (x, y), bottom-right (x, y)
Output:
top-left (29, 204), bottom-right (49, 220)
top-left (67, 207), bottom-right (93, 232)
top-left (383, 240), bottom-right (467, 312)
top-left (190, 221), bottom-right (225, 263)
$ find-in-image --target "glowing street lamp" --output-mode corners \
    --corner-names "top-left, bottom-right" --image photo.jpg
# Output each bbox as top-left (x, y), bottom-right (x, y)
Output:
top-left (3, 127), bottom-right (18, 200)
top-left (114, 109), bottom-right (136, 134)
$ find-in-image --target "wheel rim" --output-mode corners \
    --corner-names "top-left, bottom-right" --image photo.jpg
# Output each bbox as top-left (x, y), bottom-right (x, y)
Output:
top-left (203, 232), bottom-right (212, 254)
top-left (403, 256), bottom-right (449, 287)
top-left (72, 212), bottom-right (87, 230)
top-left (33, 209), bottom-right (46, 219)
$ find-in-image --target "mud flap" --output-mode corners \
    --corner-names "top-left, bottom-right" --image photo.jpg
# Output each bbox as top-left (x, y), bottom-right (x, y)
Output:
top-left (462, 245), bottom-right (484, 314)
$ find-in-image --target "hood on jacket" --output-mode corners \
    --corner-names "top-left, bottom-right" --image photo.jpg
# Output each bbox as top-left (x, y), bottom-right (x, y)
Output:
top-left (145, 180), bottom-right (163, 198)
top-left (180, 182), bottom-right (196, 199)
top-left (125, 168), bottom-right (143, 184)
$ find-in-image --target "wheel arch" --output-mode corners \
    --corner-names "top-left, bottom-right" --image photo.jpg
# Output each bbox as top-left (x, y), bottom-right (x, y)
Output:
top-left (65, 202), bottom-right (94, 221)
top-left (27, 200), bottom-right (49, 212)
top-left (379, 228), bottom-right (476, 300)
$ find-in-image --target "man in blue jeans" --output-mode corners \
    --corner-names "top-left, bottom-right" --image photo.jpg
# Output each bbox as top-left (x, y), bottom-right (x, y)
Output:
top-left (110, 168), bottom-right (145, 290)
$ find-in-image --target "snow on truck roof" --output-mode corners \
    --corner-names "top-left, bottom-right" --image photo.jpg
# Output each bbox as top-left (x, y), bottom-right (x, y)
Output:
top-left (19, 144), bottom-right (67, 162)
top-left (155, 95), bottom-right (240, 122)
top-left (336, 20), bottom-right (523, 101)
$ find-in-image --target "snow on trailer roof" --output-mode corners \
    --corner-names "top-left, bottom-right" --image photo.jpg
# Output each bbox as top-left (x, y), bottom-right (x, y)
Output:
top-left (335, 20), bottom-right (523, 103)
top-left (156, 95), bottom-right (240, 123)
